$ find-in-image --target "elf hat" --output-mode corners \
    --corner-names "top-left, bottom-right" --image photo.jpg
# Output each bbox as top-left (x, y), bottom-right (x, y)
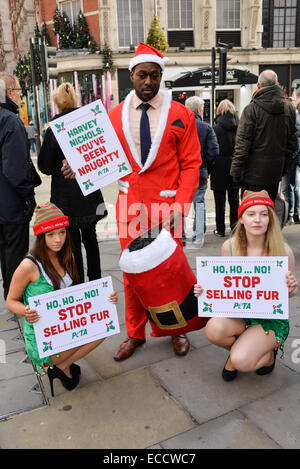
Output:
top-left (238, 190), bottom-right (275, 219)
top-left (128, 42), bottom-right (169, 71)
top-left (33, 202), bottom-right (69, 236)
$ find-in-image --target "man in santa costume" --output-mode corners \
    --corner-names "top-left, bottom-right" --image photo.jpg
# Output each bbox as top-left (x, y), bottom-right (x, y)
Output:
top-left (109, 43), bottom-right (202, 361)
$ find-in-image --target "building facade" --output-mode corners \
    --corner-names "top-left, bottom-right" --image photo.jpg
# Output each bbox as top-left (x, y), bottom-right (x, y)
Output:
top-left (1, 0), bottom-right (300, 119)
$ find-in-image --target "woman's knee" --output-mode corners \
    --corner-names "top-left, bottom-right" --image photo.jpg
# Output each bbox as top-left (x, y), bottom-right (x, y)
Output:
top-left (205, 318), bottom-right (231, 343)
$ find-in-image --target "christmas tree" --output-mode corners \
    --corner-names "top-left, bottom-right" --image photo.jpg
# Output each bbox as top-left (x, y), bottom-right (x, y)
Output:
top-left (146, 15), bottom-right (168, 53)
top-left (41, 22), bottom-right (51, 46)
top-left (75, 10), bottom-right (98, 52)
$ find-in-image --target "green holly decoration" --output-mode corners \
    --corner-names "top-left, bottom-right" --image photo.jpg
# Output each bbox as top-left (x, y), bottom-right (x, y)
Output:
top-left (55, 122), bottom-right (65, 133)
top-left (91, 104), bottom-right (102, 116)
top-left (201, 261), bottom-right (208, 267)
top-left (273, 304), bottom-right (283, 315)
top-left (83, 180), bottom-right (94, 190)
top-left (202, 302), bottom-right (213, 313)
top-left (106, 321), bottom-right (115, 332)
top-left (118, 163), bottom-right (128, 173)
top-left (43, 342), bottom-right (53, 353)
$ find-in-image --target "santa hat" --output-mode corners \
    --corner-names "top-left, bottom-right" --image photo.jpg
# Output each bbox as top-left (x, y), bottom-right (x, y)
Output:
top-left (129, 43), bottom-right (169, 72)
top-left (238, 190), bottom-right (275, 219)
top-left (33, 202), bottom-right (69, 236)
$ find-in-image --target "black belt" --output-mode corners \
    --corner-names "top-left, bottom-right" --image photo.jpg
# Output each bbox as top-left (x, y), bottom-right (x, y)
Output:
top-left (145, 286), bottom-right (197, 330)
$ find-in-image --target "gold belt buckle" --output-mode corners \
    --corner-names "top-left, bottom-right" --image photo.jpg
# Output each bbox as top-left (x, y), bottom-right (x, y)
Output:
top-left (148, 300), bottom-right (187, 330)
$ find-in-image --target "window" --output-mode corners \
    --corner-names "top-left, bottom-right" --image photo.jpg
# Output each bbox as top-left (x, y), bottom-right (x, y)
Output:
top-left (216, 0), bottom-right (240, 29)
top-left (117, 0), bottom-right (144, 47)
top-left (273, 0), bottom-right (297, 47)
top-left (216, 0), bottom-right (241, 46)
top-left (168, 0), bottom-right (193, 29)
top-left (167, 0), bottom-right (194, 47)
top-left (60, 0), bottom-right (81, 25)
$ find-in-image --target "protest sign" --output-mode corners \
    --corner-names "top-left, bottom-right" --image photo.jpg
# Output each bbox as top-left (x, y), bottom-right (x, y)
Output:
top-left (49, 99), bottom-right (131, 195)
top-left (196, 257), bottom-right (288, 319)
top-left (29, 276), bottom-right (120, 359)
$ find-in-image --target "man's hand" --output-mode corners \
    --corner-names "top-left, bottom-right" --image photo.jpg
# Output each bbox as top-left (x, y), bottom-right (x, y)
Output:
top-left (163, 210), bottom-right (183, 231)
top-left (61, 159), bottom-right (76, 179)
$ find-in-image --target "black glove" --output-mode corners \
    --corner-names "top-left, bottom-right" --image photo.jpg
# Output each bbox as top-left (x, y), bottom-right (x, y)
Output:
top-left (24, 196), bottom-right (36, 221)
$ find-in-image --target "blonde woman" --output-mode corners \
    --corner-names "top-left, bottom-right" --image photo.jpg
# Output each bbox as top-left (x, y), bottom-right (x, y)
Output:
top-left (195, 190), bottom-right (297, 381)
top-left (211, 99), bottom-right (239, 236)
top-left (38, 83), bottom-right (107, 284)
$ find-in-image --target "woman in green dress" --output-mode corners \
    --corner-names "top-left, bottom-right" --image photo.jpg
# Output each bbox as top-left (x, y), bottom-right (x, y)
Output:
top-left (194, 190), bottom-right (298, 381)
top-left (6, 202), bottom-right (117, 395)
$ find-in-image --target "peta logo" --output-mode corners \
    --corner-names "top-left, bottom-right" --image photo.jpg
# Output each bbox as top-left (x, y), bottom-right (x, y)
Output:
top-left (291, 339), bottom-right (300, 364)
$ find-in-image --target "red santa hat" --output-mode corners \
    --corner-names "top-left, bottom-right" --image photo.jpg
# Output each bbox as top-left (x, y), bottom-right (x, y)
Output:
top-left (129, 43), bottom-right (169, 72)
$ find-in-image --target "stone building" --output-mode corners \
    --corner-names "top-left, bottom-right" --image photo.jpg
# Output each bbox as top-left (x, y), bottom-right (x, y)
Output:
top-left (1, 0), bottom-right (300, 118)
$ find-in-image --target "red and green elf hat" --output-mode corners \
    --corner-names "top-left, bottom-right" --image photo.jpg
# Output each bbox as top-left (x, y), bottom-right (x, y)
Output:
top-left (238, 190), bottom-right (275, 219)
top-left (33, 202), bottom-right (69, 236)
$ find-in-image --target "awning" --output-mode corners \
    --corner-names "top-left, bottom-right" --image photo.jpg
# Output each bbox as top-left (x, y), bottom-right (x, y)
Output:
top-left (164, 67), bottom-right (258, 88)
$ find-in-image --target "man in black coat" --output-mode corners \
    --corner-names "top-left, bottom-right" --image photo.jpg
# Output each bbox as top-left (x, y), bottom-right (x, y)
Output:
top-left (231, 69), bottom-right (298, 202)
top-left (0, 73), bottom-right (36, 299)
top-left (184, 96), bottom-right (219, 247)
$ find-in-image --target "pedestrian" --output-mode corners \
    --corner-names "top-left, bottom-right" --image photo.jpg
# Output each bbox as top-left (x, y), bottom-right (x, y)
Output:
top-left (184, 96), bottom-right (219, 247)
top-left (0, 73), bottom-right (36, 300)
top-left (211, 99), bottom-right (239, 237)
top-left (194, 190), bottom-right (297, 381)
top-left (231, 69), bottom-right (298, 202)
top-left (281, 101), bottom-right (300, 224)
top-left (109, 43), bottom-right (202, 360)
top-left (38, 82), bottom-right (107, 284)
top-left (6, 202), bottom-right (117, 396)
top-left (25, 121), bottom-right (37, 153)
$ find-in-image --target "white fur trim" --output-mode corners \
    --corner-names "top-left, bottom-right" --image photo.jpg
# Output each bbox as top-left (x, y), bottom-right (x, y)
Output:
top-left (160, 190), bottom-right (177, 198)
top-left (118, 179), bottom-right (130, 194)
top-left (119, 228), bottom-right (177, 274)
top-left (129, 54), bottom-right (169, 71)
top-left (122, 90), bottom-right (172, 174)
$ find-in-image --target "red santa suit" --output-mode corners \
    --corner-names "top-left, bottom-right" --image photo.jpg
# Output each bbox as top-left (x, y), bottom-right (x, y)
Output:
top-left (109, 89), bottom-right (201, 340)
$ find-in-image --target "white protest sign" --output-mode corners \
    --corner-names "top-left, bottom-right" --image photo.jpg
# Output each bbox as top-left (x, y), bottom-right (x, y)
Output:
top-left (29, 276), bottom-right (120, 359)
top-left (49, 99), bottom-right (132, 195)
top-left (196, 257), bottom-right (289, 320)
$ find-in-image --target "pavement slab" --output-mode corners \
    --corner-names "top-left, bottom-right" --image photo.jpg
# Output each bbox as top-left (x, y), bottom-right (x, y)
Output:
top-left (150, 344), bottom-right (300, 425)
top-left (241, 381), bottom-right (300, 449)
top-left (0, 368), bottom-right (195, 449)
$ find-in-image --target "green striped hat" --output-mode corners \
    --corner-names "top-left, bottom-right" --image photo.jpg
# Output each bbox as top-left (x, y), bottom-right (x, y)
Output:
top-left (33, 202), bottom-right (69, 235)
top-left (238, 190), bottom-right (275, 219)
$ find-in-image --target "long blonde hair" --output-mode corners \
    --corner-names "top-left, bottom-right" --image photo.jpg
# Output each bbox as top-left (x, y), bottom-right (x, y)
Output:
top-left (233, 206), bottom-right (285, 256)
top-left (53, 82), bottom-right (77, 112)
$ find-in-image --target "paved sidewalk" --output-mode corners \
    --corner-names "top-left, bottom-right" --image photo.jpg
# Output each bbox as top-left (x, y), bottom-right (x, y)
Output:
top-left (0, 222), bottom-right (299, 449)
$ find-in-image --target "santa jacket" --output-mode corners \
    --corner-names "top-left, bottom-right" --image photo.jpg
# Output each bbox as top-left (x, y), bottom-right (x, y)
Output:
top-left (109, 90), bottom-right (201, 224)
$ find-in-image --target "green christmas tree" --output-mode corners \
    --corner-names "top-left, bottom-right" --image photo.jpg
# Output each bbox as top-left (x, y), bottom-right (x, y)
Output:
top-left (101, 43), bottom-right (114, 74)
top-left (41, 22), bottom-right (51, 46)
top-left (75, 10), bottom-right (98, 52)
top-left (53, 8), bottom-right (74, 48)
top-left (146, 15), bottom-right (168, 54)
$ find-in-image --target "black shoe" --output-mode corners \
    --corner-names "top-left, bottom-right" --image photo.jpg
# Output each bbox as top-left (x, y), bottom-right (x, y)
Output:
top-left (213, 229), bottom-right (225, 237)
top-left (222, 357), bottom-right (237, 382)
top-left (256, 348), bottom-right (278, 376)
top-left (47, 365), bottom-right (79, 397)
top-left (70, 363), bottom-right (81, 378)
top-left (293, 216), bottom-right (300, 224)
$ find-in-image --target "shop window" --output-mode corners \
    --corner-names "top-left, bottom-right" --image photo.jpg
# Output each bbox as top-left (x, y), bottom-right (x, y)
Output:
top-left (117, 0), bottom-right (144, 48)
top-left (167, 0), bottom-right (194, 47)
top-left (216, 0), bottom-right (241, 46)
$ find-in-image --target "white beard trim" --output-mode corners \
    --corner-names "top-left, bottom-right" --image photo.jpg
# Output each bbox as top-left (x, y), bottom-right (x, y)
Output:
top-left (122, 90), bottom-right (171, 173)
top-left (119, 228), bottom-right (177, 274)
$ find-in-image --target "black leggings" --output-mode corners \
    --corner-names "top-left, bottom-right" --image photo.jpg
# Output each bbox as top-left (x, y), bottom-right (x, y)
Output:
top-left (68, 224), bottom-right (101, 283)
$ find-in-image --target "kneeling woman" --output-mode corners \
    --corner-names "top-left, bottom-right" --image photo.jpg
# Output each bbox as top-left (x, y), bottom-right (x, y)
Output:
top-left (195, 191), bottom-right (298, 381)
top-left (6, 202), bottom-right (117, 395)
